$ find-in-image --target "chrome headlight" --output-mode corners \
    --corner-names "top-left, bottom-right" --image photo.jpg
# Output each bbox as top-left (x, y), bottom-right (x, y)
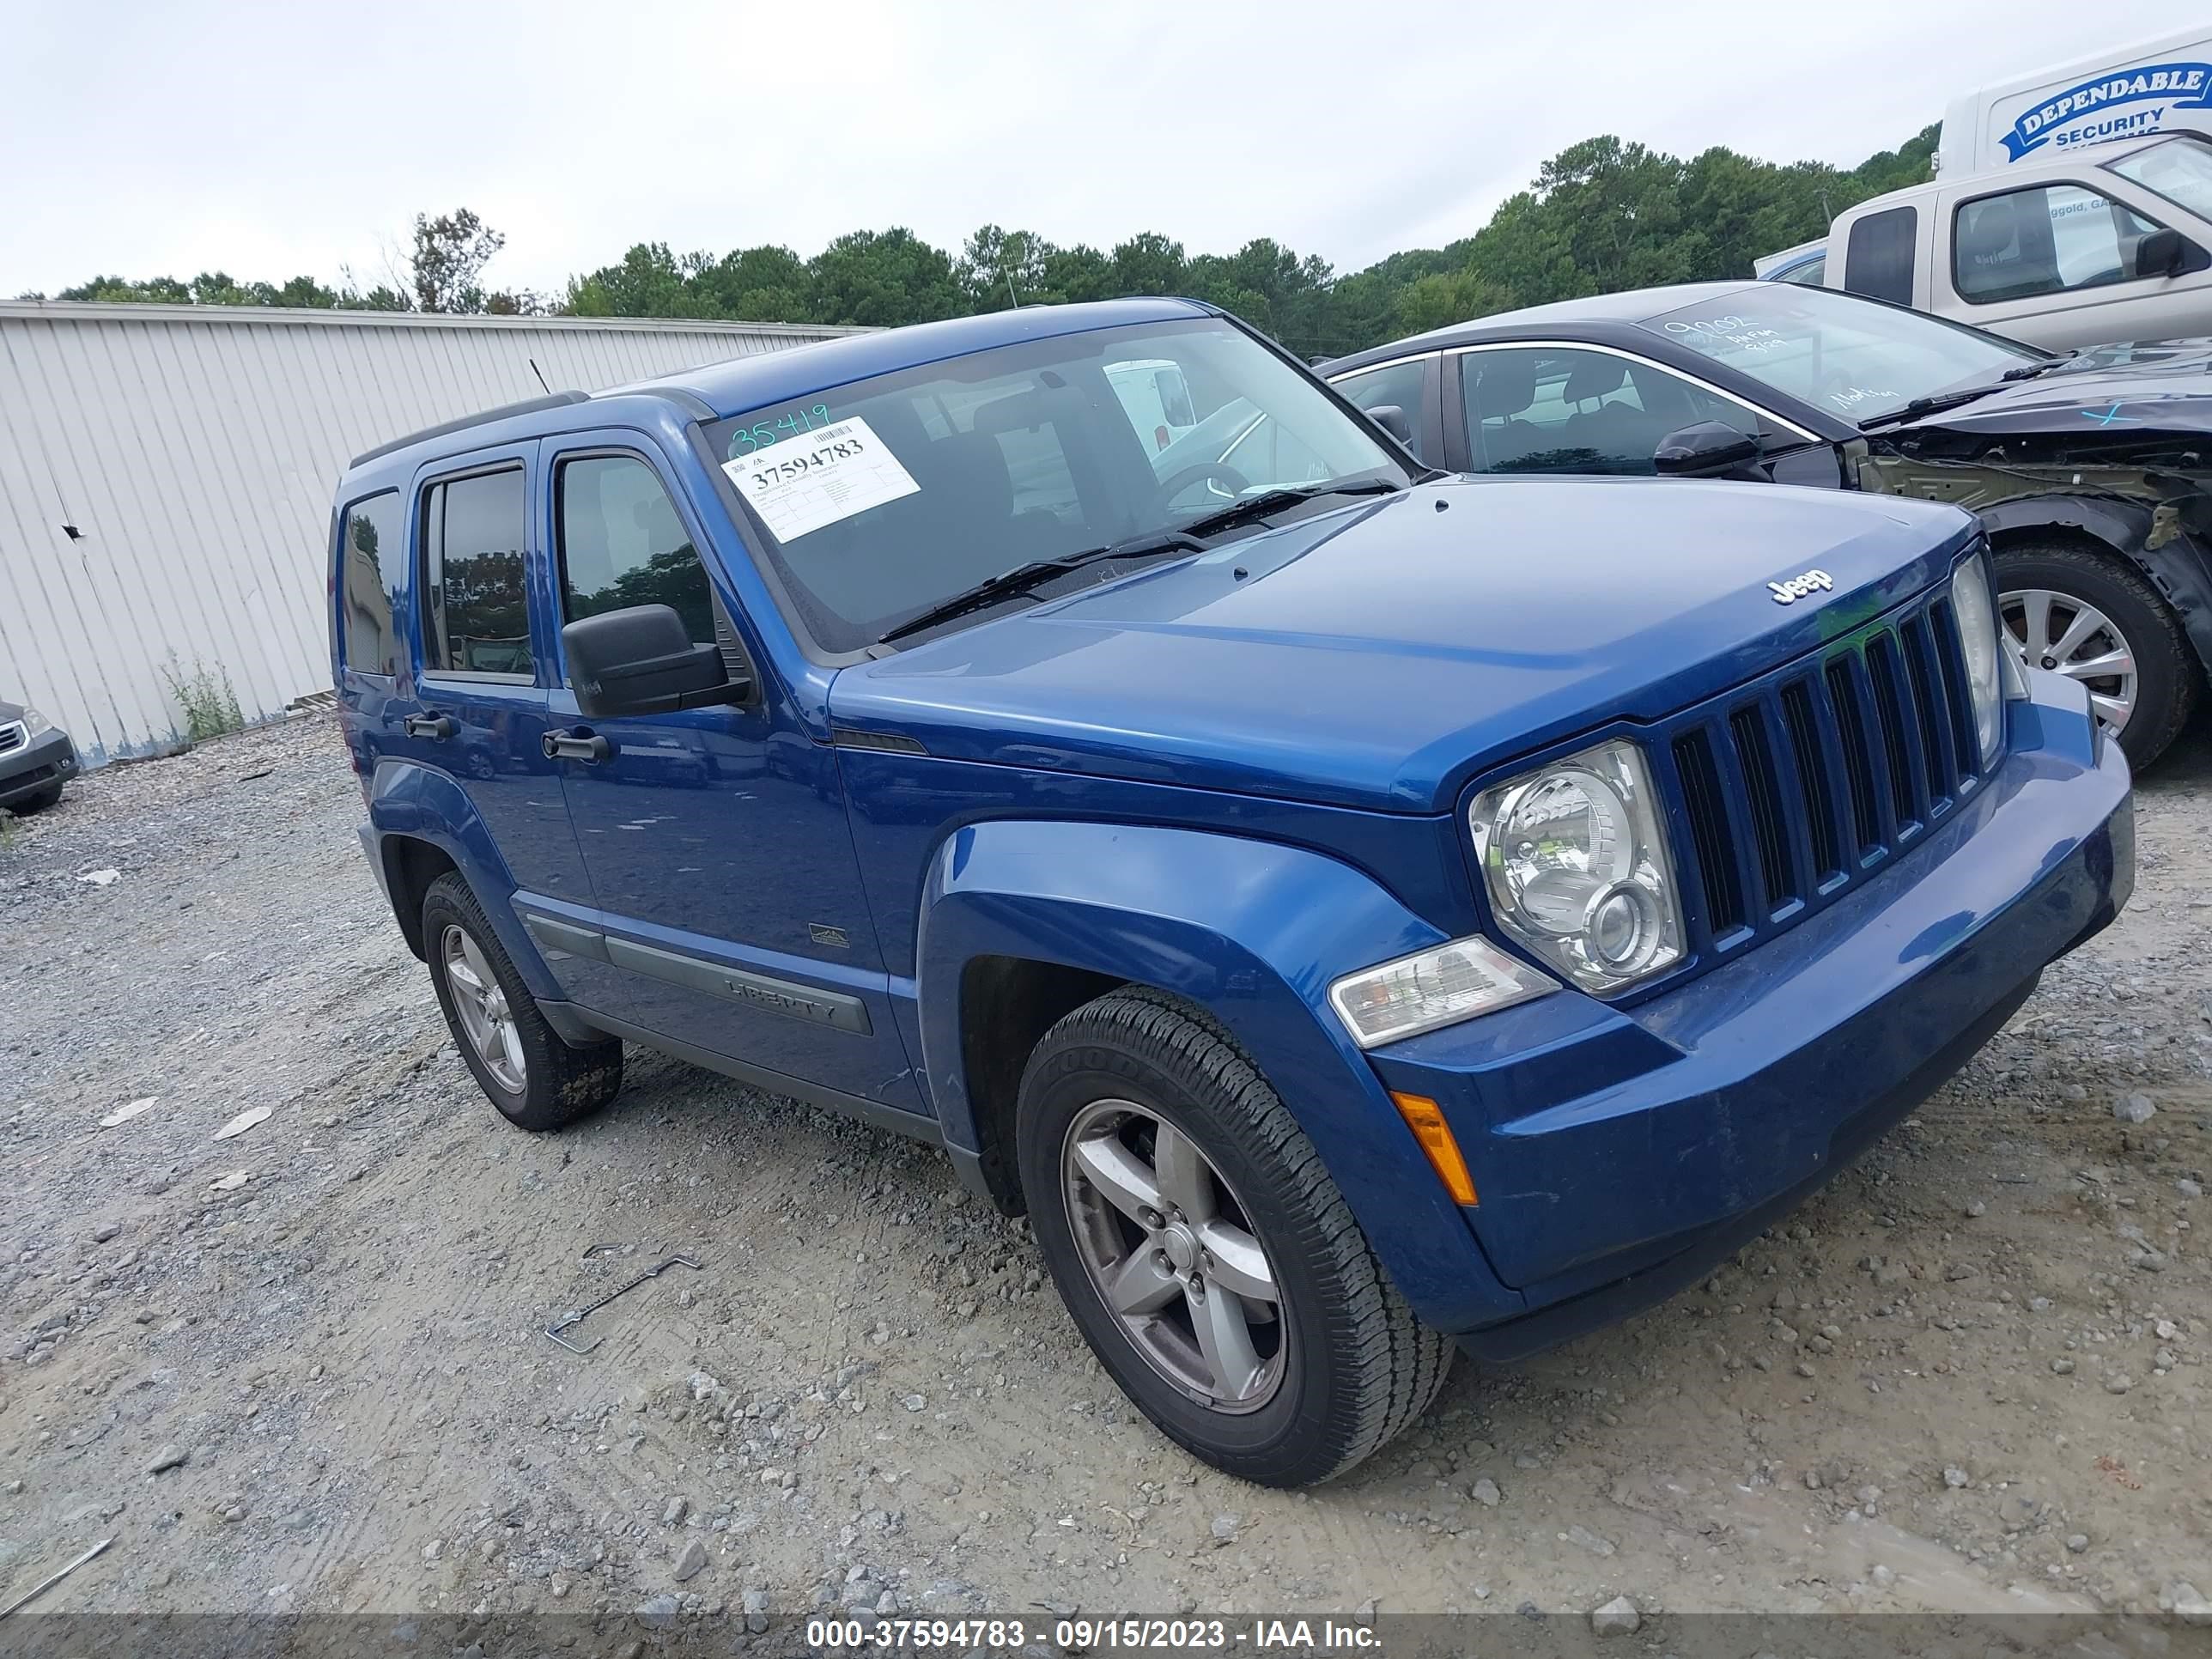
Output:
top-left (20, 707), bottom-right (52, 736)
top-left (1948, 550), bottom-right (2007, 767)
top-left (1468, 738), bottom-right (1683, 994)
top-left (1328, 936), bottom-right (1557, 1048)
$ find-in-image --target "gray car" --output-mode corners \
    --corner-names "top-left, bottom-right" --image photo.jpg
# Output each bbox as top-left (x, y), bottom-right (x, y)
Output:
top-left (0, 697), bottom-right (78, 812)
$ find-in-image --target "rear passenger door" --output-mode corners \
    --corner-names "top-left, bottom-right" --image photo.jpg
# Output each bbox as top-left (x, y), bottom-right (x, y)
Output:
top-left (406, 441), bottom-right (590, 903)
top-left (538, 432), bottom-right (923, 1115)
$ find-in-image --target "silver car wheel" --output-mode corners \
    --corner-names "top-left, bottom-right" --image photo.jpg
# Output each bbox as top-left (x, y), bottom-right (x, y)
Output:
top-left (2002, 586), bottom-right (2137, 737)
top-left (1061, 1098), bottom-right (1286, 1413)
top-left (441, 922), bottom-right (526, 1091)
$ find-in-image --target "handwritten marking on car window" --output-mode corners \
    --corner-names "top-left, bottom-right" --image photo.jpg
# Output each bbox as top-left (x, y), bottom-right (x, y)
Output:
top-left (729, 404), bottom-right (836, 456)
top-left (1663, 316), bottom-right (1792, 355)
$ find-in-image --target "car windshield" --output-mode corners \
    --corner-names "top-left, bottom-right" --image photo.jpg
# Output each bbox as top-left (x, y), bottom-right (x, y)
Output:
top-left (2106, 134), bottom-right (2212, 223)
top-left (1640, 286), bottom-right (2044, 423)
top-left (704, 319), bottom-right (1405, 651)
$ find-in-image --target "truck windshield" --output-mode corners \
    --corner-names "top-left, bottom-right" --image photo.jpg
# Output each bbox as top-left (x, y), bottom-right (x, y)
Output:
top-left (1641, 287), bottom-right (2045, 424)
top-left (2106, 134), bottom-right (2212, 223)
top-left (704, 319), bottom-right (1405, 652)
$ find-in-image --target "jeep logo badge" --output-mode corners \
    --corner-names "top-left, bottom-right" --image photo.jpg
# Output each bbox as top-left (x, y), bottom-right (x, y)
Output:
top-left (1768, 568), bottom-right (1834, 605)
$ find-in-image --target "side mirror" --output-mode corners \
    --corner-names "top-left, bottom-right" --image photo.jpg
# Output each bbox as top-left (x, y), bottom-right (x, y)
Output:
top-left (562, 604), bottom-right (746, 720)
top-left (1364, 404), bottom-right (1415, 447)
top-left (1655, 421), bottom-right (1764, 478)
top-left (2133, 226), bottom-right (2186, 279)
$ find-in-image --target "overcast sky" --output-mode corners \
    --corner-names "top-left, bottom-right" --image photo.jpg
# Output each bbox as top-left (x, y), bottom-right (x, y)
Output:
top-left (2, 0), bottom-right (2199, 301)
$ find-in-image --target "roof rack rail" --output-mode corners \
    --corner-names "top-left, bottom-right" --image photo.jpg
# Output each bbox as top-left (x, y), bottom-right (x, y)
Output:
top-left (349, 388), bottom-right (590, 468)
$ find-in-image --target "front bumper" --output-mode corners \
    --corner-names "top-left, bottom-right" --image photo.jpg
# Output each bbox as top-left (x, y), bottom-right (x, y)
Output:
top-left (0, 726), bottom-right (79, 805)
top-left (1364, 671), bottom-right (2131, 1352)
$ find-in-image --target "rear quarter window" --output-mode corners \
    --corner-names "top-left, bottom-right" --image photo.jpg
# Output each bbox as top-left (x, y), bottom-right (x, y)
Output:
top-left (337, 490), bottom-right (404, 678)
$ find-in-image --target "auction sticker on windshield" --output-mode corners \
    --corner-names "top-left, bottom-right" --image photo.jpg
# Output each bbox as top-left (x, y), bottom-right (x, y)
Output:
top-left (721, 416), bottom-right (920, 542)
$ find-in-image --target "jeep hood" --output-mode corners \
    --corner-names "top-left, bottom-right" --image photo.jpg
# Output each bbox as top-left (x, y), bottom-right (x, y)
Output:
top-left (828, 477), bottom-right (1977, 813)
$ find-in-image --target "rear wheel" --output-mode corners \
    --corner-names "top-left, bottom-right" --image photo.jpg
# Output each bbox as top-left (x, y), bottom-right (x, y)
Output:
top-left (1016, 988), bottom-right (1450, 1486)
top-left (1994, 540), bottom-right (2198, 769)
top-left (421, 872), bottom-right (623, 1131)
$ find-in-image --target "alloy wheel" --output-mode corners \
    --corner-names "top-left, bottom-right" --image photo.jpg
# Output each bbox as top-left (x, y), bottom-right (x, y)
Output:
top-left (441, 922), bottom-right (527, 1091)
top-left (2001, 586), bottom-right (2137, 738)
top-left (1060, 1098), bottom-right (1286, 1413)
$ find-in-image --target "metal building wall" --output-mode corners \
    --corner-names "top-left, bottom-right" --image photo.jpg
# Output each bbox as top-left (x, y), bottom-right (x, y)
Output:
top-left (0, 303), bottom-right (854, 767)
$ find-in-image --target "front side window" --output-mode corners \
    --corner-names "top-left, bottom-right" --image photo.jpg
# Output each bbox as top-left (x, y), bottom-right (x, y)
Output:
top-left (1773, 254), bottom-right (1827, 288)
top-left (2105, 135), bottom-right (2212, 223)
top-left (1844, 206), bottom-right (1917, 306)
top-left (1457, 347), bottom-right (1762, 475)
top-left (705, 319), bottom-right (1406, 652)
top-left (1332, 358), bottom-right (1437, 465)
top-left (338, 490), bottom-right (403, 677)
top-left (557, 455), bottom-right (716, 645)
top-left (1954, 184), bottom-right (2162, 303)
top-left (421, 467), bottom-right (532, 679)
top-left (1644, 285), bottom-right (2043, 424)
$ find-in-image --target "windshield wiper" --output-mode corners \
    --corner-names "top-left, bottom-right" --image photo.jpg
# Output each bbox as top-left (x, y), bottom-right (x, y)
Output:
top-left (875, 531), bottom-right (1206, 646)
top-left (1857, 386), bottom-right (2011, 431)
top-left (2002, 350), bottom-right (2078, 381)
top-left (1860, 352), bottom-right (2082, 431)
top-left (1178, 477), bottom-right (1401, 538)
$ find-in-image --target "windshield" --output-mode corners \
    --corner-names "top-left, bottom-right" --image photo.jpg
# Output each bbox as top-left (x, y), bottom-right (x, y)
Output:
top-left (704, 319), bottom-right (1403, 651)
top-left (2106, 134), bottom-right (2212, 222)
top-left (1640, 286), bottom-right (2043, 423)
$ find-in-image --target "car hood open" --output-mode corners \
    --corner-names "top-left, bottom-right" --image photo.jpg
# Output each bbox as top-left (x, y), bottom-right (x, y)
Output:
top-left (829, 477), bottom-right (1978, 813)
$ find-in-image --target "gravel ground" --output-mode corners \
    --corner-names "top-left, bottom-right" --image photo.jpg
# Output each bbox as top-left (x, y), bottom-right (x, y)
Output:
top-left (0, 714), bottom-right (2207, 1637)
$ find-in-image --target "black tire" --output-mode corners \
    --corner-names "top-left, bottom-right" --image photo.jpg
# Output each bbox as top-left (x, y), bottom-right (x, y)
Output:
top-left (1016, 988), bottom-right (1451, 1486)
top-left (420, 872), bottom-right (623, 1131)
top-left (9, 783), bottom-right (64, 814)
top-left (1993, 539), bottom-right (2200, 770)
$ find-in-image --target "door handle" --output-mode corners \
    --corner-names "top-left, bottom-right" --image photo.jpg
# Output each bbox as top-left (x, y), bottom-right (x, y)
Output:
top-left (542, 727), bottom-right (611, 763)
top-left (403, 713), bottom-right (455, 740)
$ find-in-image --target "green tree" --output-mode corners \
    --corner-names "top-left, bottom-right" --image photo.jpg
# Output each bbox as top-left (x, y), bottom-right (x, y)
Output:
top-left (696, 245), bottom-right (816, 321)
top-left (410, 208), bottom-right (507, 313)
top-left (957, 225), bottom-right (1054, 310)
top-left (1393, 269), bottom-right (1511, 336)
top-left (47, 126), bottom-right (1939, 352)
top-left (1109, 232), bottom-right (1188, 298)
top-left (808, 228), bottom-right (963, 327)
top-left (565, 242), bottom-right (698, 317)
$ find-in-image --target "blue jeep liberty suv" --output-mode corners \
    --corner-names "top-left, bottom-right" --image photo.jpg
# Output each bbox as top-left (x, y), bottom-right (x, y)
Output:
top-left (332, 298), bottom-right (2133, 1486)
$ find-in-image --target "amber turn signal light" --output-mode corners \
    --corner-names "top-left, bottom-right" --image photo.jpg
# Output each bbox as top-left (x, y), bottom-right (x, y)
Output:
top-left (1390, 1091), bottom-right (1477, 1206)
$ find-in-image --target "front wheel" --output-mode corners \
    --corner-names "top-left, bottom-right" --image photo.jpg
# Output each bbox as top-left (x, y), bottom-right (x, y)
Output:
top-left (1995, 541), bottom-right (2200, 769)
top-left (1016, 989), bottom-right (1451, 1486)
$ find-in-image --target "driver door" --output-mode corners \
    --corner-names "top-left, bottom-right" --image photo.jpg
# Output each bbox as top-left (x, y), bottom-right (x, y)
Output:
top-left (1444, 344), bottom-right (1844, 488)
top-left (537, 431), bottom-right (924, 1116)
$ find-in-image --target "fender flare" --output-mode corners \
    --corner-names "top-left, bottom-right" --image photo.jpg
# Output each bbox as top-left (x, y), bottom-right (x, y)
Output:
top-left (364, 761), bottom-right (558, 1001)
top-left (914, 817), bottom-right (1521, 1325)
top-left (1976, 490), bottom-right (2212, 672)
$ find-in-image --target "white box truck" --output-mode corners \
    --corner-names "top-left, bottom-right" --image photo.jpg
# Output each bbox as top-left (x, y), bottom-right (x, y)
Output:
top-left (1942, 25), bottom-right (2212, 174)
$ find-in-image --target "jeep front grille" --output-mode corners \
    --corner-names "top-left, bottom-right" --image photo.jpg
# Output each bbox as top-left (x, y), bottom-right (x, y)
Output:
top-left (1668, 586), bottom-right (1985, 951)
top-left (0, 721), bottom-right (24, 757)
